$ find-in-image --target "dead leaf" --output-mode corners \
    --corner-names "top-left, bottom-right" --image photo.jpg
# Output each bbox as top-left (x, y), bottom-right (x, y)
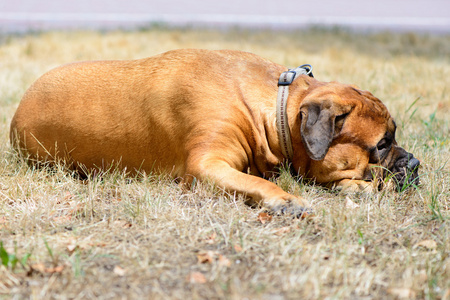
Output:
top-left (31, 263), bottom-right (46, 274)
top-left (45, 265), bottom-right (65, 274)
top-left (258, 212), bottom-right (272, 224)
top-left (187, 271), bottom-right (207, 284)
top-left (196, 250), bottom-right (230, 267)
top-left (67, 244), bottom-right (78, 253)
top-left (196, 251), bottom-right (215, 264)
top-left (414, 240), bottom-right (437, 250)
top-left (64, 192), bottom-right (75, 201)
top-left (66, 238), bottom-right (88, 254)
top-left (233, 244), bottom-right (243, 253)
top-left (274, 226), bottom-right (291, 236)
top-left (345, 197), bottom-right (360, 209)
top-left (204, 232), bottom-right (217, 244)
top-left (114, 220), bottom-right (132, 228)
top-left (113, 266), bottom-right (126, 276)
top-left (387, 287), bottom-right (416, 298)
top-left (218, 255), bottom-right (231, 267)
top-left (88, 242), bottom-right (107, 247)
top-left (31, 263), bottom-right (64, 274)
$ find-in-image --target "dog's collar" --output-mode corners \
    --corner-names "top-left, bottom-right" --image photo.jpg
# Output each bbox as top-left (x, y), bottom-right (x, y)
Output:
top-left (276, 64), bottom-right (314, 161)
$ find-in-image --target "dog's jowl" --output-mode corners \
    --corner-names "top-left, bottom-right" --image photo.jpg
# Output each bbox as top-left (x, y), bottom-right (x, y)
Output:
top-left (10, 49), bottom-right (420, 217)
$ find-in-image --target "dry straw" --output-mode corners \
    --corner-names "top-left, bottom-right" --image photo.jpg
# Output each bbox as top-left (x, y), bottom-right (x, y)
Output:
top-left (0, 28), bottom-right (449, 299)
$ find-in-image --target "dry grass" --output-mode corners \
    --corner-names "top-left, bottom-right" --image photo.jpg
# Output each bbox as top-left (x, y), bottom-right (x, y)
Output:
top-left (0, 27), bottom-right (449, 299)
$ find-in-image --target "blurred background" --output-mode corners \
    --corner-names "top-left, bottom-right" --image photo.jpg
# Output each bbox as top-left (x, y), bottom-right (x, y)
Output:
top-left (1, 0), bottom-right (449, 34)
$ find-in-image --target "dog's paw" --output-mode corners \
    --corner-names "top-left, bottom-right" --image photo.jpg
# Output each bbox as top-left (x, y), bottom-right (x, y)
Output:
top-left (272, 205), bottom-right (314, 219)
top-left (334, 179), bottom-right (377, 194)
top-left (263, 196), bottom-right (313, 219)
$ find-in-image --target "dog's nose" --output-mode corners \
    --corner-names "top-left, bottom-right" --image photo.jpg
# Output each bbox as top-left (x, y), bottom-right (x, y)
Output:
top-left (407, 157), bottom-right (420, 170)
top-left (392, 152), bottom-right (420, 191)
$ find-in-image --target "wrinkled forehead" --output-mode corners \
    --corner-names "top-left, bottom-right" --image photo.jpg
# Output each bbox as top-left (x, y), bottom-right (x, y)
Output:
top-left (314, 82), bottom-right (396, 140)
top-left (308, 81), bottom-right (394, 115)
top-left (353, 87), bottom-right (396, 133)
top-left (350, 86), bottom-right (398, 146)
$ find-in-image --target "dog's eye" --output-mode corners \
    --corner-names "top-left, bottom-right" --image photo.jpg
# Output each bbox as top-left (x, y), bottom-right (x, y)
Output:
top-left (377, 138), bottom-right (393, 154)
top-left (369, 138), bottom-right (392, 163)
top-left (377, 138), bottom-right (389, 150)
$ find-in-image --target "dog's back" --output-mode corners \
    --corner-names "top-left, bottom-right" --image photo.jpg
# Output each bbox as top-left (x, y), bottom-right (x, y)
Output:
top-left (10, 49), bottom-right (282, 176)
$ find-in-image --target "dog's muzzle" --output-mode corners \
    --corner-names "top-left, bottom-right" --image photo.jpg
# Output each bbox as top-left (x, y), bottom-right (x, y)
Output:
top-left (389, 147), bottom-right (421, 191)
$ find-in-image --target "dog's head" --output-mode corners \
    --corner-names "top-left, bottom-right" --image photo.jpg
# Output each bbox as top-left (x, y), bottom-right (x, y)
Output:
top-left (294, 80), bottom-right (420, 191)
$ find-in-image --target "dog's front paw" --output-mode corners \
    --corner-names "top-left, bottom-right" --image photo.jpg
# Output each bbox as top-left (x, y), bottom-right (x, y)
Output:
top-left (263, 196), bottom-right (313, 219)
top-left (334, 179), bottom-right (376, 194)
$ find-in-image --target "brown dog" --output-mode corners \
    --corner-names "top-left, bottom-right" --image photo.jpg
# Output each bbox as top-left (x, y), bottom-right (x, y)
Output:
top-left (10, 49), bottom-right (420, 216)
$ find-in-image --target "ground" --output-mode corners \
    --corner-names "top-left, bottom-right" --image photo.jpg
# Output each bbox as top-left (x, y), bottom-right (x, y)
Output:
top-left (0, 27), bottom-right (449, 299)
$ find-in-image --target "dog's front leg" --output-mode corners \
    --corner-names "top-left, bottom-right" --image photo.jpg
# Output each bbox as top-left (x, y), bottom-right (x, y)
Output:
top-left (183, 158), bottom-right (311, 217)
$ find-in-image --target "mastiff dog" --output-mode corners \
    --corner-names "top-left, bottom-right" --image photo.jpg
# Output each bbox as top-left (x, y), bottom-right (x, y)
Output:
top-left (10, 49), bottom-right (420, 216)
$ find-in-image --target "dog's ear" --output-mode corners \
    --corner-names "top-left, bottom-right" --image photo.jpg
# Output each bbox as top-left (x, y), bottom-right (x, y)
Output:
top-left (299, 101), bottom-right (334, 160)
top-left (299, 101), bottom-right (352, 161)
